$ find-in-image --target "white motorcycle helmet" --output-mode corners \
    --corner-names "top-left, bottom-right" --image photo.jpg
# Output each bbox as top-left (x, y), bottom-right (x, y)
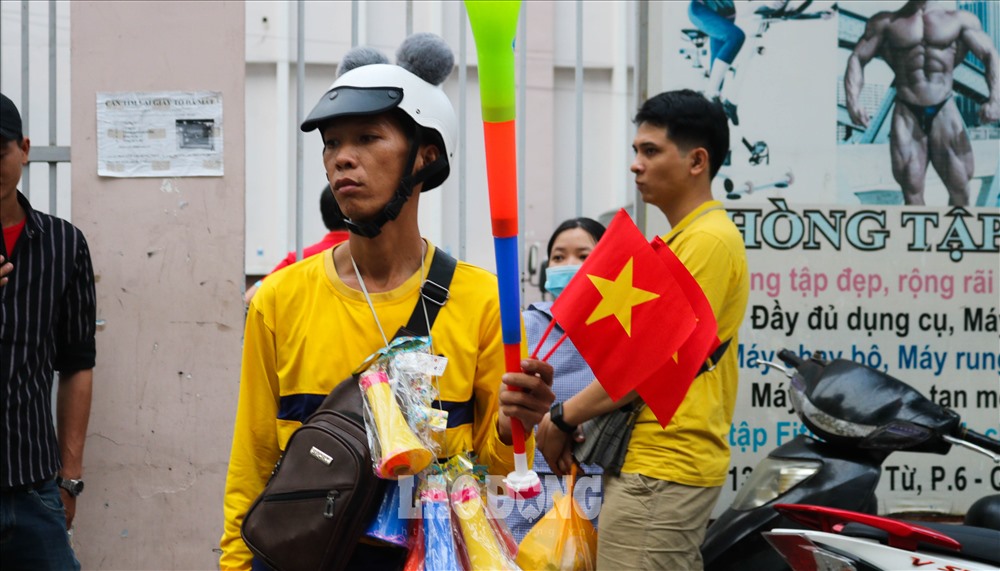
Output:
top-left (301, 34), bottom-right (458, 238)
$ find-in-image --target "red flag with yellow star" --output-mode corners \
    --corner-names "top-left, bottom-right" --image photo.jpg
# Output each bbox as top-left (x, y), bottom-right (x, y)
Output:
top-left (633, 236), bottom-right (721, 426)
top-left (550, 209), bottom-right (698, 402)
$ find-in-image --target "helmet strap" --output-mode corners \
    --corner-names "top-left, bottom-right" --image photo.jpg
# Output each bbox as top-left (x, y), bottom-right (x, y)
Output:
top-left (345, 127), bottom-right (448, 239)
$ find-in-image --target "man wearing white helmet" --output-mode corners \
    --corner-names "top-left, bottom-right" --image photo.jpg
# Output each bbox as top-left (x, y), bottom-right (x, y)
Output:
top-left (219, 34), bottom-right (555, 570)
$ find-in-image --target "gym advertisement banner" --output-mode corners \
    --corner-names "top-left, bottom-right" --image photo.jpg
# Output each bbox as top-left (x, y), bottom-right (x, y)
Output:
top-left (656, 0), bottom-right (999, 516)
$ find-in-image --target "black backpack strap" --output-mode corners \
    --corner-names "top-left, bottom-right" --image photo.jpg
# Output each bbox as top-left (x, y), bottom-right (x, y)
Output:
top-left (698, 337), bottom-right (732, 376)
top-left (393, 247), bottom-right (457, 339)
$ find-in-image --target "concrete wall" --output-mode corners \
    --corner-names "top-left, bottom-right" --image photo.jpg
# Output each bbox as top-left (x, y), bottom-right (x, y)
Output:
top-left (70, 2), bottom-right (245, 568)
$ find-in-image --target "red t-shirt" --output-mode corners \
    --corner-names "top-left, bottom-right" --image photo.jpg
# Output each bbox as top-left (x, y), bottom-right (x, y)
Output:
top-left (267, 230), bottom-right (350, 276)
top-left (2, 218), bottom-right (26, 255)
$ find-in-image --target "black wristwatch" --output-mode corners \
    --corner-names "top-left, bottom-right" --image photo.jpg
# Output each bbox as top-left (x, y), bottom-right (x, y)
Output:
top-left (549, 402), bottom-right (578, 434)
top-left (57, 477), bottom-right (85, 497)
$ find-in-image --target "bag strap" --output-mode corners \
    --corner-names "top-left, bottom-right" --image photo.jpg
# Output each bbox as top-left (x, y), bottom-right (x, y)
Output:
top-left (320, 248), bottom-right (456, 419)
top-left (664, 205), bottom-right (725, 246)
top-left (698, 337), bottom-right (732, 376)
top-left (621, 339), bottom-right (729, 433)
top-left (394, 247), bottom-right (457, 339)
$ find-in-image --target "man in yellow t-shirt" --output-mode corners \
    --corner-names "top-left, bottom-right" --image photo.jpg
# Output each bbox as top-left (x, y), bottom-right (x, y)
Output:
top-left (538, 89), bottom-right (749, 570)
top-left (220, 35), bottom-right (555, 571)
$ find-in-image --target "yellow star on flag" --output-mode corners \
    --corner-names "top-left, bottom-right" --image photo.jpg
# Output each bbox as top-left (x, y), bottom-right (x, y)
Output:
top-left (585, 257), bottom-right (660, 336)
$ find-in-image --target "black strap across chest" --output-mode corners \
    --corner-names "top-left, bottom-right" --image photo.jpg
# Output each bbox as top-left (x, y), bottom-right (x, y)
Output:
top-left (393, 247), bottom-right (457, 339)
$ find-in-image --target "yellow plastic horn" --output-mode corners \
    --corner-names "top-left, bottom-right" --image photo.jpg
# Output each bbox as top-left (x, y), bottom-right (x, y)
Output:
top-left (451, 481), bottom-right (512, 569)
top-left (359, 369), bottom-right (433, 478)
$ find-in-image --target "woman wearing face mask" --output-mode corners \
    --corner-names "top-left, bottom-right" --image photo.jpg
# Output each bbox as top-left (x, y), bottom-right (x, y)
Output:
top-left (506, 217), bottom-right (606, 544)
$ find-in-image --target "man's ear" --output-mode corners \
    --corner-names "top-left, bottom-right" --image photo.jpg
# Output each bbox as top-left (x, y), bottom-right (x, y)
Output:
top-left (420, 143), bottom-right (440, 167)
top-left (689, 147), bottom-right (709, 177)
top-left (20, 137), bottom-right (31, 164)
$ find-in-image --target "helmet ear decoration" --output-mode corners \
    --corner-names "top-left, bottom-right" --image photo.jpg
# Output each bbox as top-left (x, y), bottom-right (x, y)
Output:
top-left (396, 32), bottom-right (454, 87)
top-left (337, 46), bottom-right (389, 77)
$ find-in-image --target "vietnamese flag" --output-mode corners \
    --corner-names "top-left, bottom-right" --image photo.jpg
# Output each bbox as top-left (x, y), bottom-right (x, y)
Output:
top-left (633, 236), bottom-right (721, 427)
top-left (550, 209), bottom-right (698, 401)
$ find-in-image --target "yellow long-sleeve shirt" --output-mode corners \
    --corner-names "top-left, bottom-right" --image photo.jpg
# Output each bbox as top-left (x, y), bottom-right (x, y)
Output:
top-left (219, 242), bottom-right (526, 570)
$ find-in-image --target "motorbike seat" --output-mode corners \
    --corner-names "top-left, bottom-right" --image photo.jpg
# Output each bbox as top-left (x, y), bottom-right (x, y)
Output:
top-left (840, 521), bottom-right (1000, 566)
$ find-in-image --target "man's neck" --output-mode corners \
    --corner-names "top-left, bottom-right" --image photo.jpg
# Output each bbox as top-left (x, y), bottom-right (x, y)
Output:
top-left (338, 222), bottom-right (426, 293)
top-left (660, 183), bottom-right (715, 228)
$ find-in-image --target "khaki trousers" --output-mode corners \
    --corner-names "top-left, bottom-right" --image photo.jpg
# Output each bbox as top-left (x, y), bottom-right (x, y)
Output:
top-left (596, 473), bottom-right (721, 571)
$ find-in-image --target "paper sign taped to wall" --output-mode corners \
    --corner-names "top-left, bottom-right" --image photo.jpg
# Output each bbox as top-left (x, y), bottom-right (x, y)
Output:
top-left (97, 91), bottom-right (223, 177)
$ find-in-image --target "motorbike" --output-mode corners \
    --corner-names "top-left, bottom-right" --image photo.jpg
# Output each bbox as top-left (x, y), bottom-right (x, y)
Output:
top-left (701, 350), bottom-right (1000, 571)
top-left (764, 496), bottom-right (1000, 570)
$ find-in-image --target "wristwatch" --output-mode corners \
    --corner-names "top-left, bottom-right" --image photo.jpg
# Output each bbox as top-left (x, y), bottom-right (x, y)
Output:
top-left (549, 402), bottom-right (578, 434)
top-left (57, 477), bottom-right (85, 497)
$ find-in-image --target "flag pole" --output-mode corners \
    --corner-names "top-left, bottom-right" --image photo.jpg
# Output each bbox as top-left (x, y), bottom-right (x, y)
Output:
top-left (528, 318), bottom-right (569, 363)
top-left (465, 0), bottom-right (541, 500)
top-left (530, 319), bottom-right (557, 360)
top-left (540, 333), bottom-right (568, 363)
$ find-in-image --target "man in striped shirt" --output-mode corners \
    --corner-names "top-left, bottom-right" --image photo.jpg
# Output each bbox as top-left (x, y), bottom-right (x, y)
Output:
top-left (0, 92), bottom-right (96, 571)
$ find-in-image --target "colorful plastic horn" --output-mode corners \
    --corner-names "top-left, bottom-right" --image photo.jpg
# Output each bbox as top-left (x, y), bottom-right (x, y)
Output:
top-left (359, 370), bottom-right (433, 478)
top-left (364, 479), bottom-right (409, 547)
top-left (451, 481), bottom-right (511, 569)
top-left (422, 487), bottom-right (461, 571)
top-left (465, 0), bottom-right (541, 500)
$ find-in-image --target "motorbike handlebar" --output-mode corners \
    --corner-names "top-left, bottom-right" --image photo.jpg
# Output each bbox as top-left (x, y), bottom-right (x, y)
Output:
top-left (961, 428), bottom-right (1000, 456)
top-left (777, 349), bottom-right (803, 367)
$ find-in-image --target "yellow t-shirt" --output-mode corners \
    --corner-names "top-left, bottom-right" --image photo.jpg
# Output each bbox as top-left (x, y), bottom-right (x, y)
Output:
top-left (219, 242), bottom-right (524, 570)
top-left (622, 201), bottom-right (750, 487)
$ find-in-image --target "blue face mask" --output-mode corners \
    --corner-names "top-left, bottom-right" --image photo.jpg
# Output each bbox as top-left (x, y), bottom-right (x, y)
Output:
top-left (544, 264), bottom-right (582, 298)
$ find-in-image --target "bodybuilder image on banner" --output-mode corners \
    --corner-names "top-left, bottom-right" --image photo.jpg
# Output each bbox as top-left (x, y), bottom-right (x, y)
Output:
top-left (838, 1), bottom-right (1000, 207)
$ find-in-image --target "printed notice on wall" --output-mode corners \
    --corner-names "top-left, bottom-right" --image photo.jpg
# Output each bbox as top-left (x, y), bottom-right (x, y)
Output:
top-left (96, 91), bottom-right (223, 177)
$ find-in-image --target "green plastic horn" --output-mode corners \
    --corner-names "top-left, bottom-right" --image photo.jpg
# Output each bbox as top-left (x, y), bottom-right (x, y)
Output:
top-left (466, 0), bottom-right (520, 123)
